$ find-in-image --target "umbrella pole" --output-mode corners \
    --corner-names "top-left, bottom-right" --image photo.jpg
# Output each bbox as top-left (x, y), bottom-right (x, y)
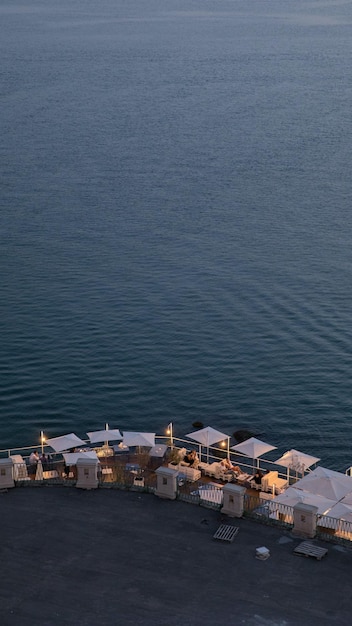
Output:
top-left (170, 422), bottom-right (173, 448)
top-left (104, 423), bottom-right (109, 448)
top-left (40, 431), bottom-right (45, 456)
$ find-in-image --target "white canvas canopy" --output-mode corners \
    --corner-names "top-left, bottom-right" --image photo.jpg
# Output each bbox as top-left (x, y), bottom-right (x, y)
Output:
top-left (87, 427), bottom-right (122, 444)
top-left (122, 432), bottom-right (155, 448)
top-left (63, 451), bottom-right (99, 465)
top-left (274, 449), bottom-right (320, 473)
top-left (274, 448), bottom-right (320, 481)
top-left (231, 437), bottom-right (277, 468)
top-left (321, 502), bottom-right (352, 531)
top-left (340, 492), bottom-right (352, 506)
top-left (46, 433), bottom-right (86, 453)
top-left (186, 426), bottom-right (230, 462)
top-left (272, 487), bottom-right (334, 515)
top-left (294, 466), bottom-right (352, 502)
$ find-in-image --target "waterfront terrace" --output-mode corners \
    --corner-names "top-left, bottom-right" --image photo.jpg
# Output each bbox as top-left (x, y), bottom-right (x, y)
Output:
top-left (2, 426), bottom-right (352, 547)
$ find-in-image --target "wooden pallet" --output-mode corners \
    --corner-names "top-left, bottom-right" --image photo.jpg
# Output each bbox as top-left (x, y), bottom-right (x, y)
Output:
top-left (213, 524), bottom-right (239, 543)
top-left (293, 541), bottom-right (328, 561)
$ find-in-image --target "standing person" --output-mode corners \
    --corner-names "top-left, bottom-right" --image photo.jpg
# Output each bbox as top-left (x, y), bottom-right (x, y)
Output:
top-left (40, 452), bottom-right (48, 471)
top-left (29, 450), bottom-right (39, 465)
top-left (28, 450), bottom-right (39, 476)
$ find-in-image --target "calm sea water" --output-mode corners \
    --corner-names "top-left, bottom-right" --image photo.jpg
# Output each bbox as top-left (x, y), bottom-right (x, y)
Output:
top-left (1, 0), bottom-right (352, 470)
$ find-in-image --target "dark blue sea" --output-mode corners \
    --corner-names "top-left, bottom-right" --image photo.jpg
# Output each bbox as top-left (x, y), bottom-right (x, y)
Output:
top-left (1, 0), bottom-right (352, 470)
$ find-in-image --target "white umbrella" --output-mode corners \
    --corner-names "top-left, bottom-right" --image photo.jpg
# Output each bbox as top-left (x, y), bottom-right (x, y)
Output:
top-left (63, 451), bottom-right (99, 465)
top-left (294, 466), bottom-right (352, 502)
top-left (231, 437), bottom-right (277, 469)
top-left (321, 502), bottom-right (352, 532)
top-left (271, 487), bottom-right (334, 522)
top-left (87, 426), bottom-right (122, 444)
top-left (123, 432), bottom-right (155, 448)
top-left (339, 492), bottom-right (352, 506)
top-left (274, 448), bottom-right (320, 482)
top-left (46, 433), bottom-right (86, 453)
top-left (186, 426), bottom-right (230, 462)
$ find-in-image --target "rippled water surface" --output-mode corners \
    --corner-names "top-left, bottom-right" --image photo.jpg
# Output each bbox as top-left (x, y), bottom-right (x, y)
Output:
top-left (1, 0), bottom-right (352, 470)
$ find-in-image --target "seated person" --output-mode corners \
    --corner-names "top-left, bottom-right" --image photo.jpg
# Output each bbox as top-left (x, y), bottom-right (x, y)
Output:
top-left (183, 450), bottom-right (199, 467)
top-left (219, 458), bottom-right (240, 473)
top-left (253, 469), bottom-right (263, 485)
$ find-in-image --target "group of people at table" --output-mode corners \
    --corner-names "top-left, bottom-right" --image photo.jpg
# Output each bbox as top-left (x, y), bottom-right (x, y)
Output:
top-left (28, 450), bottom-right (51, 474)
top-left (29, 448), bottom-right (78, 478)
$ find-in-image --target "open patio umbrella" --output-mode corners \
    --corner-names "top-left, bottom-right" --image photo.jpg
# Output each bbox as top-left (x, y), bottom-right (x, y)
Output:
top-left (339, 492), bottom-right (352, 506)
top-left (87, 425), bottom-right (122, 445)
top-left (231, 437), bottom-right (277, 470)
top-left (294, 466), bottom-right (352, 502)
top-left (274, 448), bottom-right (320, 482)
top-left (46, 433), bottom-right (86, 453)
top-left (321, 502), bottom-right (352, 532)
top-left (186, 426), bottom-right (230, 462)
top-left (272, 487), bottom-right (334, 518)
top-left (122, 432), bottom-right (155, 449)
top-left (63, 451), bottom-right (99, 465)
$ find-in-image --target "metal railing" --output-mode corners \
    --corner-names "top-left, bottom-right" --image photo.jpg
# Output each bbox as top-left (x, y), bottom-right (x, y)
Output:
top-left (0, 435), bottom-right (291, 482)
top-left (316, 513), bottom-right (352, 545)
top-left (244, 494), bottom-right (294, 529)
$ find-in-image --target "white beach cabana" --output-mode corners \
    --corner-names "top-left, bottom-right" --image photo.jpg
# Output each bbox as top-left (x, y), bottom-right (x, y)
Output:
top-left (293, 466), bottom-right (352, 502)
top-left (46, 433), bottom-right (86, 453)
top-left (186, 426), bottom-right (230, 462)
top-left (274, 448), bottom-right (320, 482)
top-left (231, 437), bottom-right (277, 470)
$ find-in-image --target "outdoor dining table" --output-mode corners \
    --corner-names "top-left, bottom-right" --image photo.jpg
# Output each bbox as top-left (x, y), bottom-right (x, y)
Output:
top-left (125, 463), bottom-right (140, 474)
top-left (148, 444), bottom-right (167, 458)
top-left (148, 444), bottom-right (168, 469)
top-left (236, 473), bottom-right (252, 485)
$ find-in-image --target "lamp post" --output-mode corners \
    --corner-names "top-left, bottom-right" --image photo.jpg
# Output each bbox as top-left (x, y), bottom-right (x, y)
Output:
top-left (221, 437), bottom-right (230, 460)
top-left (166, 422), bottom-right (173, 447)
top-left (40, 431), bottom-right (45, 455)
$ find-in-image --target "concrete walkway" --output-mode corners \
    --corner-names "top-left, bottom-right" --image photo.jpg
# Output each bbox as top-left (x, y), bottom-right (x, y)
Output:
top-left (0, 486), bottom-right (351, 625)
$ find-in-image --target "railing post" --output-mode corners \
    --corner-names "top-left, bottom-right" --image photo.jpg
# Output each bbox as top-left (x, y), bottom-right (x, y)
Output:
top-left (0, 458), bottom-right (15, 489)
top-left (221, 483), bottom-right (246, 518)
top-left (76, 458), bottom-right (98, 490)
top-left (293, 503), bottom-right (318, 538)
top-left (155, 467), bottom-right (178, 500)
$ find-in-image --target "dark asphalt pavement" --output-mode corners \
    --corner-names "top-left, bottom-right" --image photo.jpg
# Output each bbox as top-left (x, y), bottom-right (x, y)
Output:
top-left (1, 486), bottom-right (351, 625)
